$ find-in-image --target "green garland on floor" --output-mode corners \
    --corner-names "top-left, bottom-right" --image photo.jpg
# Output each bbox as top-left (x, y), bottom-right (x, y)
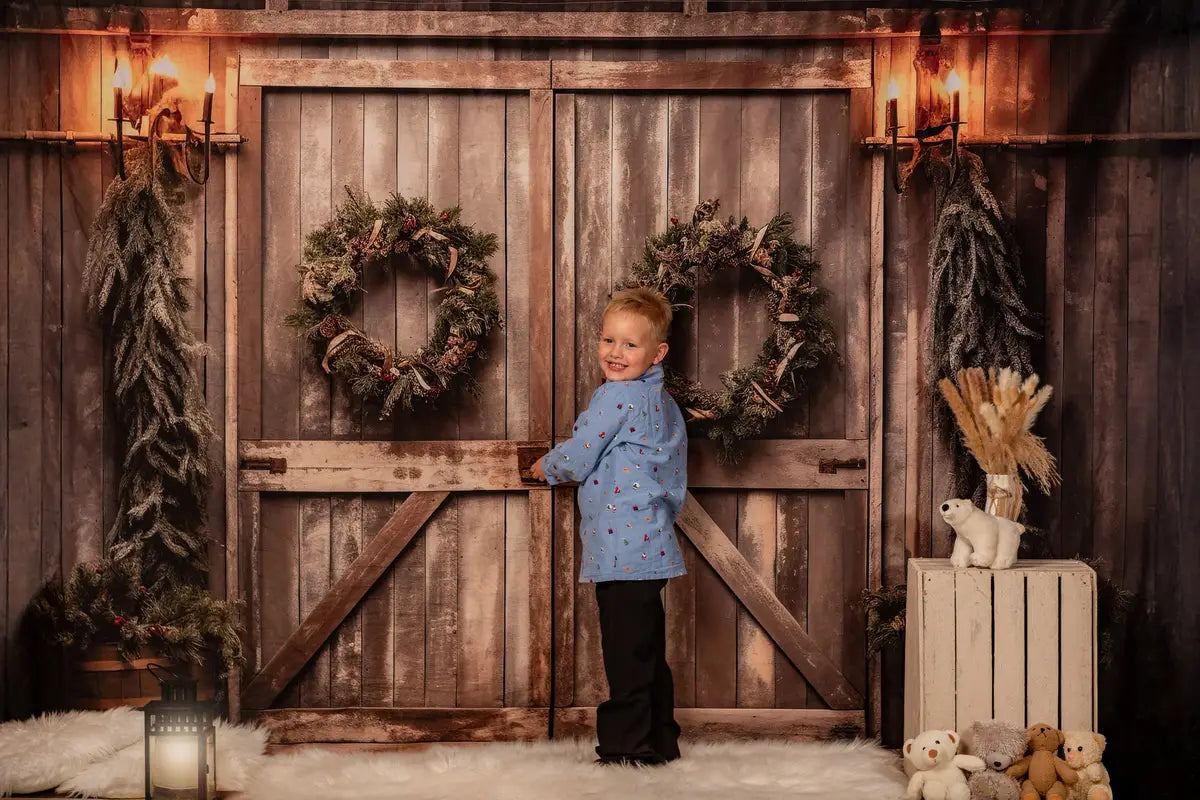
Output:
top-left (620, 199), bottom-right (838, 464)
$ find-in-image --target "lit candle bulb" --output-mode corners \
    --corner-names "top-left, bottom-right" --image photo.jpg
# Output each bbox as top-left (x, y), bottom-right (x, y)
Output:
top-left (946, 69), bottom-right (962, 124)
top-left (113, 57), bottom-right (132, 123)
top-left (203, 72), bottom-right (215, 122)
top-left (886, 78), bottom-right (899, 131)
top-left (148, 54), bottom-right (179, 106)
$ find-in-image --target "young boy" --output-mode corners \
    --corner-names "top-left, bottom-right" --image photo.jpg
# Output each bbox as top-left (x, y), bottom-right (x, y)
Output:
top-left (532, 287), bottom-right (688, 766)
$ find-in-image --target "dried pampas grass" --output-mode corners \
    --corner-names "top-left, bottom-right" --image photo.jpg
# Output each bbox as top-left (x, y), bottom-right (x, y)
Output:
top-left (938, 367), bottom-right (1060, 507)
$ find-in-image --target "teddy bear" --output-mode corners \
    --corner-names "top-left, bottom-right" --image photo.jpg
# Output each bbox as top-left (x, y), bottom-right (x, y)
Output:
top-left (941, 498), bottom-right (1025, 570)
top-left (962, 719), bottom-right (1028, 800)
top-left (1006, 723), bottom-right (1077, 800)
top-left (1061, 731), bottom-right (1112, 800)
top-left (904, 729), bottom-right (985, 800)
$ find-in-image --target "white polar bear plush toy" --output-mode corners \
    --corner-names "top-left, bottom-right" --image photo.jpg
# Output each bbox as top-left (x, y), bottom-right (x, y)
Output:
top-left (904, 729), bottom-right (984, 800)
top-left (940, 498), bottom-right (1025, 570)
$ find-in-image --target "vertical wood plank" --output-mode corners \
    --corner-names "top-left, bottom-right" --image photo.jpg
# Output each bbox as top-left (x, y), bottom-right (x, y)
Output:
top-left (524, 489), bottom-right (553, 709)
top-left (552, 91), bottom-right (578, 709)
top-left (992, 570), bottom-right (1025, 724)
top-left (954, 569), bottom-right (993, 732)
top-left (424, 74), bottom-right (460, 709)
top-left (504, 88), bottom-right (534, 708)
top-left (1124, 37), bottom-right (1161, 596)
top-left (736, 493), bottom-right (776, 707)
top-left (1180, 28), bottom-right (1200, 676)
top-left (60, 35), bottom-right (104, 572)
top-left (695, 74), bottom-right (740, 709)
top-left (572, 92), bottom-right (612, 707)
top-left (99, 35), bottom-right (120, 550)
top-left (664, 74), bottom-right (700, 708)
top-left (391, 41), bottom-right (431, 710)
top-left (297, 41), bottom-right (332, 708)
top-left (1025, 571), bottom-right (1060, 725)
top-left (1043, 156), bottom-right (1067, 557)
top-left (260, 40), bottom-right (302, 708)
top-left (0, 33), bottom-right (11, 718)
top-left (356, 40), bottom-right (399, 709)
top-left (1059, 570), bottom-right (1095, 731)
top-left (903, 560), bottom-right (922, 738)
top-left (919, 567), bottom-right (956, 733)
top-left (808, 43), bottom-right (850, 709)
top-left (326, 40), bottom-right (364, 709)
top-left (456, 90), bottom-right (507, 709)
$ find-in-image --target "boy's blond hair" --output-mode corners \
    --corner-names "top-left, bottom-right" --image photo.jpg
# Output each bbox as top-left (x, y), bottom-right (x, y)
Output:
top-left (604, 287), bottom-right (673, 343)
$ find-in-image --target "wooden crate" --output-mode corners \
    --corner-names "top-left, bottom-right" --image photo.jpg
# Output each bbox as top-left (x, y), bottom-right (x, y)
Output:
top-left (903, 559), bottom-right (1097, 739)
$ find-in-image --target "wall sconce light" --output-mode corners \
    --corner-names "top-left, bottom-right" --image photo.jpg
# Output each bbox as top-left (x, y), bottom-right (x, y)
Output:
top-left (110, 12), bottom-right (216, 185)
top-left (887, 11), bottom-right (964, 193)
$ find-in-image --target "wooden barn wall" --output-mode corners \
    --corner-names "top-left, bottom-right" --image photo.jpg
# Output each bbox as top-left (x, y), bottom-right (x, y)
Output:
top-left (0, 27), bottom-right (1197, 772)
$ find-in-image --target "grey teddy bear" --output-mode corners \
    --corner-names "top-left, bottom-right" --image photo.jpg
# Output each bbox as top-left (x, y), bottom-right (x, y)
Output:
top-left (964, 720), bottom-right (1028, 800)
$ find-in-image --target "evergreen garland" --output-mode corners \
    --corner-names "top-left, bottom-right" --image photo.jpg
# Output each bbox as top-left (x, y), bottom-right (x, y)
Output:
top-left (83, 144), bottom-right (214, 588)
top-left (33, 557), bottom-right (243, 677)
top-left (926, 150), bottom-right (1040, 499)
top-left (621, 199), bottom-right (837, 463)
top-left (286, 188), bottom-right (502, 417)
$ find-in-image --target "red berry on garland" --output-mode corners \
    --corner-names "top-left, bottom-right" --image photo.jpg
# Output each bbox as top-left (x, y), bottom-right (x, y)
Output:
top-left (403, 214), bottom-right (418, 232)
top-left (138, 585), bottom-right (149, 595)
top-left (440, 212), bottom-right (450, 221)
top-left (319, 315), bottom-right (339, 338)
top-left (94, 565), bottom-right (104, 574)
top-left (113, 616), bottom-right (127, 627)
top-left (670, 216), bottom-right (678, 225)
top-left (380, 369), bottom-right (397, 383)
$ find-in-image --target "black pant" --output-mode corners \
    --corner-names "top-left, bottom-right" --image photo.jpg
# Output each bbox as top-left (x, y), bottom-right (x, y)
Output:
top-left (594, 578), bottom-right (681, 762)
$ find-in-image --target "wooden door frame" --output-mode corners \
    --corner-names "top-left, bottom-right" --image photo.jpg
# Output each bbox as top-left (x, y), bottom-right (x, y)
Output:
top-left (226, 53), bottom-right (883, 743)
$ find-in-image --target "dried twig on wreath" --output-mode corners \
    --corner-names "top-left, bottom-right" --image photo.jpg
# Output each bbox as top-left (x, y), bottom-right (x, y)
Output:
top-left (286, 188), bottom-right (502, 418)
top-left (620, 199), bottom-right (838, 464)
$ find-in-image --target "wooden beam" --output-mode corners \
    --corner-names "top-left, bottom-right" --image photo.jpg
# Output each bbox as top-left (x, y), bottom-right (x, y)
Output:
top-left (238, 438), bottom-right (869, 493)
top-left (240, 491), bottom-right (449, 710)
top-left (240, 58), bottom-right (551, 90)
top-left (527, 88), bottom-right (553, 441)
top-left (676, 493), bottom-right (863, 709)
top-left (552, 59), bottom-right (872, 91)
top-left (1, 8), bottom-right (1023, 41)
top-left (867, 149), bottom-right (886, 736)
top-left (688, 438), bottom-right (868, 490)
top-left (553, 707), bottom-right (864, 741)
top-left (250, 707), bottom-right (549, 744)
top-left (223, 53), bottom-right (241, 723)
top-left (238, 439), bottom-right (550, 492)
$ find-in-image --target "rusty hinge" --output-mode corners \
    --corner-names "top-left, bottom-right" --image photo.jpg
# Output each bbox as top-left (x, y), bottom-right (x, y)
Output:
top-left (818, 457), bottom-right (866, 474)
top-left (240, 457), bottom-right (287, 474)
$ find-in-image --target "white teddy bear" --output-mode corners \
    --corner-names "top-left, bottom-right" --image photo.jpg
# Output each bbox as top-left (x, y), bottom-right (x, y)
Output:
top-left (905, 729), bottom-right (985, 800)
top-left (940, 499), bottom-right (1025, 570)
top-left (1062, 730), bottom-right (1113, 800)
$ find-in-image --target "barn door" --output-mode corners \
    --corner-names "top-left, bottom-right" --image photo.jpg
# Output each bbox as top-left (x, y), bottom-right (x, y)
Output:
top-left (232, 49), bottom-right (555, 745)
top-left (550, 62), bottom-right (879, 739)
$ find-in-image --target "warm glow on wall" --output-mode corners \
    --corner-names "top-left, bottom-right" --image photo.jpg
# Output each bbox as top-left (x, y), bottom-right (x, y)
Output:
top-left (148, 54), bottom-right (179, 78)
top-left (113, 58), bottom-right (133, 92)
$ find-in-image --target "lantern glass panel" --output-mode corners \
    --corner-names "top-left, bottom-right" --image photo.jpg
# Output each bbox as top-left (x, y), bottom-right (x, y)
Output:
top-left (145, 702), bottom-right (216, 800)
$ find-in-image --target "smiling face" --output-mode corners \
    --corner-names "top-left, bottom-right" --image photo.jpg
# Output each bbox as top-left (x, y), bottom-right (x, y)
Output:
top-left (598, 310), bottom-right (669, 382)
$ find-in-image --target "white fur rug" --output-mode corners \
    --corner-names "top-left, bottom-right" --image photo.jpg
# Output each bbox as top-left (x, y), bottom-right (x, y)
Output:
top-left (242, 739), bottom-right (906, 800)
top-left (0, 709), bottom-right (266, 798)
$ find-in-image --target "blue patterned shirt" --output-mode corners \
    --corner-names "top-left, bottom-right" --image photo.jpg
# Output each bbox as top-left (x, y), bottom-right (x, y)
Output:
top-left (543, 363), bottom-right (688, 583)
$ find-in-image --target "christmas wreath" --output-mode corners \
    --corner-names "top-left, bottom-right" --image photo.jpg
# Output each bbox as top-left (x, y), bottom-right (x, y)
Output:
top-left (622, 199), bottom-right (838, 463)
top-left (287, 188), bottom-right (502, 417)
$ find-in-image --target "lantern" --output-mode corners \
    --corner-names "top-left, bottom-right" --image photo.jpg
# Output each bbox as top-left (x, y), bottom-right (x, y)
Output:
top-left (143, 677), bottom-right (216, 800)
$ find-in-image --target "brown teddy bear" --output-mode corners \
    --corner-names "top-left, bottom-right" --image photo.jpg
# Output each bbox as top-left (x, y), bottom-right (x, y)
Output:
top-left (1005, 723), bottom-right (1078, 800)
top-left (964, 719), bottom-right (1028, 800)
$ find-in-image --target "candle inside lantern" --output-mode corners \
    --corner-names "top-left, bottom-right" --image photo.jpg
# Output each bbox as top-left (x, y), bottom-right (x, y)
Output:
top-left (151, 734), bottom-right (200, 792)
top-left (202, 73), bottom-right (215, 123)
top-left (946, 69), bottom-right (962, 124)
top-left (886, 78), bottom-right (899, 130)
top-left (113, 57), bottom-right (132, 122)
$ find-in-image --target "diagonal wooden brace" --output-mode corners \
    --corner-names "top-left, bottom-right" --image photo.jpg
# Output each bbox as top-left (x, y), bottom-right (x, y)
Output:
top-left (675, 492), bottom-right (863, 709)
top-left (240, 490), bottom-right (450, 710)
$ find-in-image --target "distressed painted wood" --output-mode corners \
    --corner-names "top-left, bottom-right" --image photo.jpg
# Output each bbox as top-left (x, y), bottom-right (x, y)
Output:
top-left (553, 59), bottom-right (871, 90)
top-left (241, 492), bottom-right (450, 711)
top-left (676, 493), bottom-right (862, 709)
top-left (904, 560), bottom-right (1097, 739)
top-left (241, 58), bottom-right (550, 89)
top-left (554, 707), bottom-right (865, 740)
top-left (252, 707), bottom-right (549, 744)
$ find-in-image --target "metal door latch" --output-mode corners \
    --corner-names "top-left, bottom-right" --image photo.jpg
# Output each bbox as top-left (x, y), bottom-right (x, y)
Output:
top-left (240, 457), bottom-right (287, 474)
top-left (818, 457), bottom-right (866, 474)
